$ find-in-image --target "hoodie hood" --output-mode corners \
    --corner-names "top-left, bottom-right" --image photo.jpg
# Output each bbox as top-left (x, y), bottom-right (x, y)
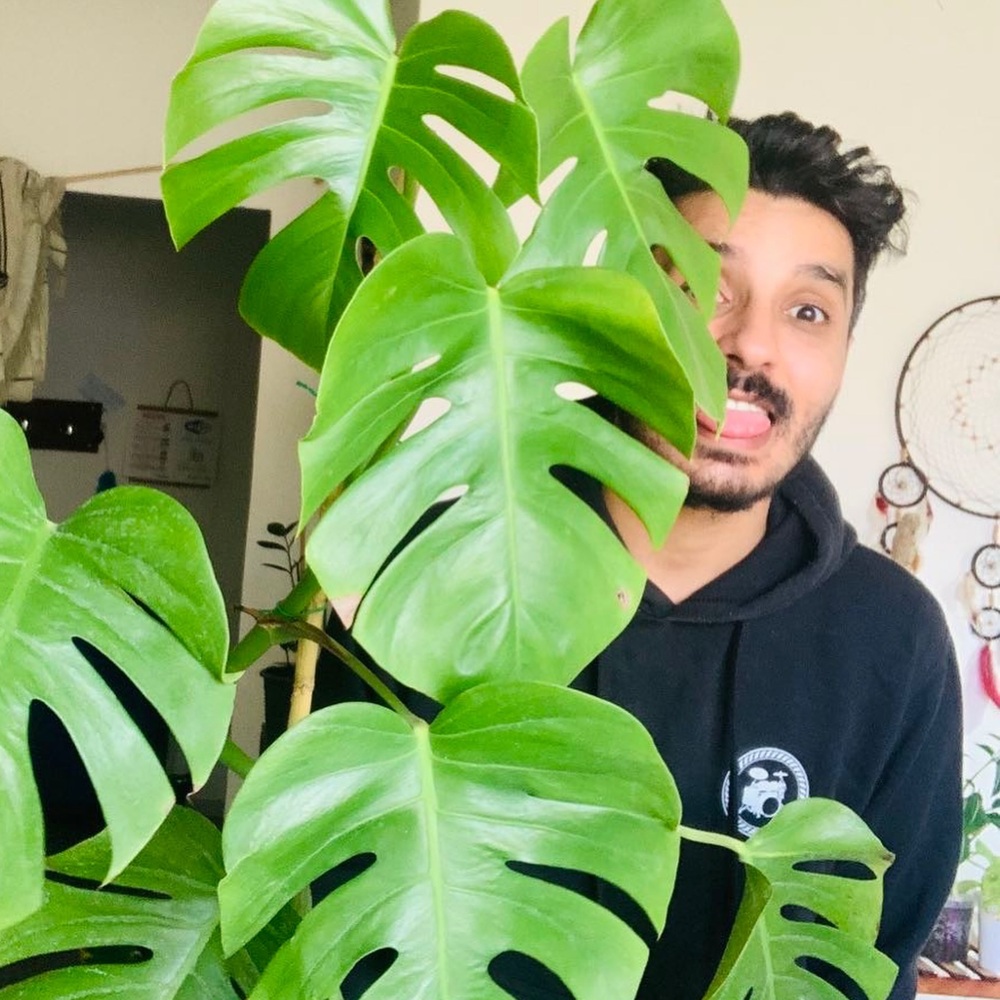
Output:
top-left (651, 456), bottom-right (856, 624)
top-left (573, 454), bottom-right (856, 625)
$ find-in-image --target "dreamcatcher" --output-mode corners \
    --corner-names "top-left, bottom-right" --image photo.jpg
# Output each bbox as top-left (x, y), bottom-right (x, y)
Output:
top-left (874, 296), bottom-right (1000, 704)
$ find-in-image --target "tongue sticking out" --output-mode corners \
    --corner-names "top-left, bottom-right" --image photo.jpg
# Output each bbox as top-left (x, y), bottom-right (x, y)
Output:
top-left (698, 403), bottom-right (771, 440)
top-left (721, 406), bottom-right (771, 439)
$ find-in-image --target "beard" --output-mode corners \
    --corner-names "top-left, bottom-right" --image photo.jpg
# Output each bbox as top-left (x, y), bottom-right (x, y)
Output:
top-left (624, 369), bottom-right (832, 513)
top-left (682, 418), bottom-right (826, 512)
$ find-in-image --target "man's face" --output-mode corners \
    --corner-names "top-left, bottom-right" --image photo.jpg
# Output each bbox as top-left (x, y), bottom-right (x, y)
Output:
top-left (641, 189), bottom-right (855, 512)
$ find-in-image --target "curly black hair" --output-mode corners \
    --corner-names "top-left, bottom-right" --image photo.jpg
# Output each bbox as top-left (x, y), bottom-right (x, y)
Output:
top-left (647, 111), bottom-right (907, 328)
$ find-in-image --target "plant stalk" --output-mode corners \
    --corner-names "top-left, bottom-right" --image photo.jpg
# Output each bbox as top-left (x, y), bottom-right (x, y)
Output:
top-left (237, 606), bottom-right (418, 723)
top-left (678, 824), bottom-right (746, 858)
top-left (220, 737), bottom-right (254, 779)
top-left (302, 619), bottom-right (419, 723)
top-left (286, 595), bottom-right (326, 728)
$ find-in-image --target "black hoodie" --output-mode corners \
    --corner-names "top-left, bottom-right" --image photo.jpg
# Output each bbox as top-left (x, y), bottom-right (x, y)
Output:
top-left (567, 456), bottom-right (963, 1000)
top-left (314, 456), bottom-right (962, 1000)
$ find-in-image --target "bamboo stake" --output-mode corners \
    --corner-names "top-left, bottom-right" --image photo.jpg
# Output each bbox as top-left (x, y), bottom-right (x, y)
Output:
top-left (286, 594), bottom-right (326, 729)
top-left (284, 500), bottom-right (336, 730)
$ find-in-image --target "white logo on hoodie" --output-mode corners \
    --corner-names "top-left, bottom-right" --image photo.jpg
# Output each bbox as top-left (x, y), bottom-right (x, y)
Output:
top-left (721, 746), bottom-right (810, 838)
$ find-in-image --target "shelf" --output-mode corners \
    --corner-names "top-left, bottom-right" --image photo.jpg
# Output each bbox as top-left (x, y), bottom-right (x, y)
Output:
top-left (919, 951), bottom-right (1000, 996)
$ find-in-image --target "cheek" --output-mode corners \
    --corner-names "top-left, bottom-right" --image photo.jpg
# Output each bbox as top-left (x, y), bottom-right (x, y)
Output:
top-left (787, 342), bottom-right (848, 414)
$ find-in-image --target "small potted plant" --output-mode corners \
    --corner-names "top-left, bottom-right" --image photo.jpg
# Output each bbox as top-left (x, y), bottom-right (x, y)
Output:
top-left (255, 520), bottom-right (304, 750)
top-left (926, 737), bottom-right (1000, 964)
top-left (257, 520), bottom-right (302, 600)
top-left (962, 843), bottom-right (1000, 973)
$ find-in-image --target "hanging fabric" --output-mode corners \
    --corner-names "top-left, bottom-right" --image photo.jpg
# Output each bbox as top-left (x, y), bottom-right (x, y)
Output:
top-left (0, 157), bottom-right (66, 404)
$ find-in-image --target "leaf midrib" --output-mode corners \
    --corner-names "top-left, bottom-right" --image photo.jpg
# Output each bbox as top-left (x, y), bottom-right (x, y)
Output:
top-left (571, 70), bottom-right (652, 270)
top-left (487, 287), bottom-right (523, 670)
top-left (324, 48), bottom-right (399, 311)
top-left (0, 521), bottom-right (54, 665)
top-left (415, 722), bottom-right (450, 996)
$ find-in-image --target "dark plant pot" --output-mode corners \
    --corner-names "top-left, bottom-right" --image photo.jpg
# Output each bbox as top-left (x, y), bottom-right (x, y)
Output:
top-left (260, 662), bottom-right (295, 755)
top-left (923, 896), bottom-right (974, 964)
top-left (260, 644), bottom-right (388, 755)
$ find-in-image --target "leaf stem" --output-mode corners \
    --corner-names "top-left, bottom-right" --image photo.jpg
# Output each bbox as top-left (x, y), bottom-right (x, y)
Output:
top-left (965, 742), bottom-right (1000, 792)
top-left (227, 569), bottom-right (322, 673)
top-left (307, 624), bottom-right (419, 723)
top-left (239, 606), bottom-right (418, 724)
top-left (220, 737), bottom-right (254, 779)
top-left (678, 824), bottom-right (746, 858)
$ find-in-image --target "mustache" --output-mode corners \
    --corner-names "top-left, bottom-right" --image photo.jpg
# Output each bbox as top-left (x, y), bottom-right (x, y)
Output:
top-left (727, 369), bottom-right (792, 422)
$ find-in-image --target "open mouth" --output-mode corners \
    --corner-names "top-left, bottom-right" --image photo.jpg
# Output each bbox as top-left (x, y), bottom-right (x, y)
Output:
top-left (697, 396), bottom-right (773, 440)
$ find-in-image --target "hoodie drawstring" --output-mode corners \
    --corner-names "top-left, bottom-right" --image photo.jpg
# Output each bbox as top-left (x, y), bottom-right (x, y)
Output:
top-left (723, 621), bottom-right (744, 836)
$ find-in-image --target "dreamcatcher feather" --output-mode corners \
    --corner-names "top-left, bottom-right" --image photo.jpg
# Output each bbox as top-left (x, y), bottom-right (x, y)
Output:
top-left (874, 459), bottom-right (932, 573)
top-left (876, 296), bottom-right (1000, 705)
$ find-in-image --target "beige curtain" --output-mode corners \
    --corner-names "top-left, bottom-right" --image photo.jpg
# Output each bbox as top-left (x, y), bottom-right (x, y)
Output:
top-left (0, 158), bottom-right (66, 403)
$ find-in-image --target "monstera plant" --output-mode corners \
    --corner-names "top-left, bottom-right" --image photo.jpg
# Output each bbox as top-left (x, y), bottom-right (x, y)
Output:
top-left (0, 0), bottom-right (899, 997)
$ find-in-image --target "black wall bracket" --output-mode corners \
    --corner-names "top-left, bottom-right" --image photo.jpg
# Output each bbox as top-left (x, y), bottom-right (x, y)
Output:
top-left (3, 398), bottom-right (104, 453)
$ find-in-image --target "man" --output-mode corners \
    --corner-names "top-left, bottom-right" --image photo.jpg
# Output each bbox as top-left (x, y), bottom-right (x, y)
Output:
top-left (569, 111), bottom-right (962, 999)
top-left (320, 112), bottom-right (962, 1000)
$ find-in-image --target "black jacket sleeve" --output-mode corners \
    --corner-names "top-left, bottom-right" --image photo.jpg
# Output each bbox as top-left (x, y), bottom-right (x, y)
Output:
top-left (865, 621), bottom-right (963, 999)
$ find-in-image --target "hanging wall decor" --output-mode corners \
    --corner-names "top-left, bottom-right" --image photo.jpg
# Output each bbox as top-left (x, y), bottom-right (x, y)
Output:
top-left (875, 296), bottom-right (1000, 703)
top-left (0, 157), bottom-right (66, 404)
top-left (127, 380), bottom-right (221, 490)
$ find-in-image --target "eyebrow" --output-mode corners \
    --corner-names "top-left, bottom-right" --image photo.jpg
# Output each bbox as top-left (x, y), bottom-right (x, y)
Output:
top-left (709, 241), bottom-right (850, 300)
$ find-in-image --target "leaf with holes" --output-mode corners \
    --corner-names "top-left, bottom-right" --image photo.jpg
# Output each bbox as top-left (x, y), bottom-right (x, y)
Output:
top-left (162, 0), bottom-right (538, 370)
top-left (299, 232), bottom-right (691, 701)
top-left (219, 682), bottom-right (680, 1000)
top-left (0, 410), bottom-right (234, 932)
top-left (511, 0), bottom-right (747, 418)
top-left (0, 808), bottom-right (296, 999)
top-left (703, 798), bottom-right (898, 1000)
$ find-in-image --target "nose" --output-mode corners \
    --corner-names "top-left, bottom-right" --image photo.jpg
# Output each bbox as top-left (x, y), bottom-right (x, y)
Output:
top-left (711, 300), bottom-right (777, 371)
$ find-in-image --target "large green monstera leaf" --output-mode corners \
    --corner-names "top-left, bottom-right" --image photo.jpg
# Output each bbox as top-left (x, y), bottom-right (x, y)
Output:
top-left (0, 410), bottom-right (234, 931)
top-left (0, 808), bottom-right (296, 999)
top-left (512, 0), bottom-right (747, 417)
top-left (300, 232), bottom-right (691, 701)
top-left (162, 0), bottom-right (537, 370)
top-left (220, 683), bottom-right (680, 1000)
top-left (705, 799), bottom-right (898, 1000)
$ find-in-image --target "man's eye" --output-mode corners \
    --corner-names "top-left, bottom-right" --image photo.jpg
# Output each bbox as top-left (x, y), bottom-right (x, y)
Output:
top-left (678, 282), bottom-right (729, 310)
top-left (790, 303), bottom-right (829, 323)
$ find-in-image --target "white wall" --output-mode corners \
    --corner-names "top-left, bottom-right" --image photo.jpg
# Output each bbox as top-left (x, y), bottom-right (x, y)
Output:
top-left (5, 1), bottom-right (998, 771)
